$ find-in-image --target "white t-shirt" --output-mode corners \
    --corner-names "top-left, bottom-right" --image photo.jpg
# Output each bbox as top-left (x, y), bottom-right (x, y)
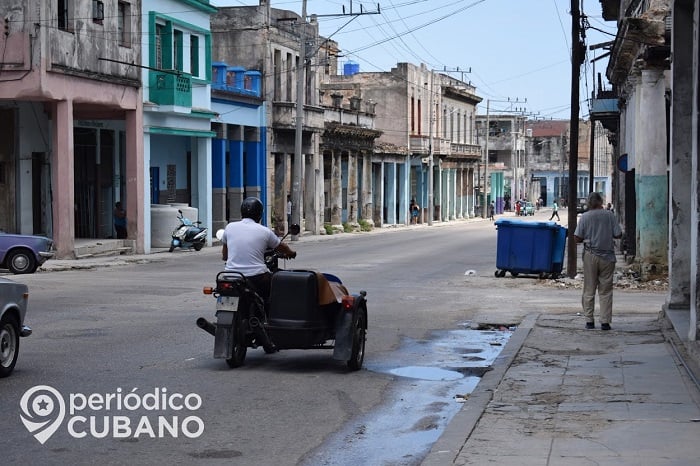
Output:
top-left (222, 218), bottom-right (281, 276)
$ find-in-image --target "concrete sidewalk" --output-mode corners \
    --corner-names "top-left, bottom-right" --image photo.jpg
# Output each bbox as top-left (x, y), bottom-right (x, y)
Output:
top-left (423, 313), bottom-right (700, 465)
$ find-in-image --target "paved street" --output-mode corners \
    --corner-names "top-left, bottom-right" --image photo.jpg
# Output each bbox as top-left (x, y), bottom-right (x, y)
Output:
top-left (3, 212), bottom-right (695, 465)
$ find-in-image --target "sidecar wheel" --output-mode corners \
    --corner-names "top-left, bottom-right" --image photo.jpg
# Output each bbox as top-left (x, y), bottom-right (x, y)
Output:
top-left (347, 308), bottom-right (366, 371)
top-left (226, 315), bottom-right (247, 368)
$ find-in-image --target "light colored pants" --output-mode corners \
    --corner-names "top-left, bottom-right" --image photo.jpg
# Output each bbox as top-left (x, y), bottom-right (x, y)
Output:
top-left (582, 251), bottom-right (616, 324)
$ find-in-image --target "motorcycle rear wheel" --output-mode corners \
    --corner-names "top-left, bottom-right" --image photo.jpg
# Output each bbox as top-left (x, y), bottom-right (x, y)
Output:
top-left (226, 314), bottom-right (248, 368)
top-left (194, 243), bottom-right (203, 251)
top-left (347, 309), bottom-right (366, 371)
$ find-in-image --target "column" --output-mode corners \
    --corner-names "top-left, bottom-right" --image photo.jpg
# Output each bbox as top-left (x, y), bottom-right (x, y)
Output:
top-left (397, 160), bottom-right (407, 224)
top-left (415, 163), bottom-right (425, 223)
top-left (636, 66), bottom-right (668, 276)
top-left (347, 152), bottom-right (358, 223)
top-left (668, 1), bottom-right (692, 310)
top-left (51, 100), bottom-right (75, 258)
top-left (374, 162), bottom-right (384, 226)
top-left (125, 107), bottom-right (144, 254)
top-left (228, 127), bottom-right (244, 222)
top-left (196, 136), bottom-right (213, 245)
top-left (330, 149), bottom-right (342, 226)
top-left (212, 137), bottom-right (227, 232)
top-left (385, 162), bottom-right (397, 225)
top-left (362, 153), bottom-right (374, 226)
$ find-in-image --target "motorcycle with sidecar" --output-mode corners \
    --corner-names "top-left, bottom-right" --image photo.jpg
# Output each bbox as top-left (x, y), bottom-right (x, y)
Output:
top-left (196, 225), bottom-right (367, 370)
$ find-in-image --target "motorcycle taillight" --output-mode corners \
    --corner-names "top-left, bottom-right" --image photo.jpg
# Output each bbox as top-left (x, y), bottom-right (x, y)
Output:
top-left (342, 295), bottom-right (355, 311)
top-left (217, 280), bottom-right (242, 296)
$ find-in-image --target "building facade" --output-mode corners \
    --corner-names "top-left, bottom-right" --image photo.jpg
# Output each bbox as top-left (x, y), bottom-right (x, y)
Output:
top-left (598, 0), bottom-right (700, 344)
top-left (0, 0), bottom-right (143, 258)
top-left (142, 0), bottom-right (217, 252)
top-left (210, 62), bottom-right (265, 232)
top-left (325, 63), bottom-right (482, 226)
top-left (211, 2), bottom-right (327, 234)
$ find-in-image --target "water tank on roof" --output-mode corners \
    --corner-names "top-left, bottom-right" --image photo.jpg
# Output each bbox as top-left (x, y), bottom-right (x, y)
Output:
top-left (344, 61), bottom-right (360, 76)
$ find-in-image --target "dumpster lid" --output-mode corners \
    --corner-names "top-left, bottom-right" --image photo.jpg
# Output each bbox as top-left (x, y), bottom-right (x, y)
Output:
top-left (495, 219), bottom-right (559, 229)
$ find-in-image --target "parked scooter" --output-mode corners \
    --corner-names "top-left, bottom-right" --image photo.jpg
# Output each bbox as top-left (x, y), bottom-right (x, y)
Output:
top-left (197, 224), bottom-right (368, 370)
top-left (169, 210), bottom-right (207, 252)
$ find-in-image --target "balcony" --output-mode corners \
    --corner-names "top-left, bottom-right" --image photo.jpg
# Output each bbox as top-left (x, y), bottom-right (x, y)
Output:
top-left (271, 102), bottom-right (325, 130)
top-left (449, 142), bottom-right (481, 161)
top-left (409, 136), bottom-right (460, 155)
top-left (149, 71), bottom-right (192, 107)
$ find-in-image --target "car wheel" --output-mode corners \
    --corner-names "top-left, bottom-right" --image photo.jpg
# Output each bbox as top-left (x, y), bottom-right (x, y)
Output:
top-left (7, 249), bottom-right (37, 274)
top-left (0, 313), bottom-right (20, 378)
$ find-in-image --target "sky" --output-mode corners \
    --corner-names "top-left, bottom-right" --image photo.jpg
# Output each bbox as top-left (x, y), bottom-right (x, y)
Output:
top-left (209, 0), bottom-right (617, 119)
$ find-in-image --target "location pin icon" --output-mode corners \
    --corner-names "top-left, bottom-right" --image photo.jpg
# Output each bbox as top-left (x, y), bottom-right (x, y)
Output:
top-left (20, 385), bottom-right (66, 444)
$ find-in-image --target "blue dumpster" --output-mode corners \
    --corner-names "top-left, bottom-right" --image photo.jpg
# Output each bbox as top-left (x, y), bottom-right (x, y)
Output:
top-left (494, 219), bottom-right (567, 278)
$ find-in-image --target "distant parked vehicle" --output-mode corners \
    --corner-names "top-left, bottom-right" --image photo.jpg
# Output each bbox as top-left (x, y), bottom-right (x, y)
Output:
top-left (0, 233), bottom-right (54, 274)
top-left (0, 277), bottom-right (32, 377)
top-left (576, 197), bottom-right (589, 214)
top-left (523, 202), bottom-right (535, 216)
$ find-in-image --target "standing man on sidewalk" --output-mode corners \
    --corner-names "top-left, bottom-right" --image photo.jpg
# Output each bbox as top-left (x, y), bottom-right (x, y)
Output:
top-left (574, 192), bottom-right (622, 330)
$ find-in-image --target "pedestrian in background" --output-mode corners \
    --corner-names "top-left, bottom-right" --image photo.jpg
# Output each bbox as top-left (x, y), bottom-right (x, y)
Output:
top-left (548, 200), bottom-right (560, 221)
top-left (574, 192), bottom-right (623, 330)
top-left (409, 199), bottom-right (420, 224)
top-left (488, 201), bottom-right (495, 221)
top-left (287, 195), bottom-right (292, 227)
top-left (113, 202), bottom-right (127, 239)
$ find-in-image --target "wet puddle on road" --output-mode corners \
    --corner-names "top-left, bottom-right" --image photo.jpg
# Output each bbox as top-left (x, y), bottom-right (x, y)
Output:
top-left (302, 324), bottom-right (513, 466)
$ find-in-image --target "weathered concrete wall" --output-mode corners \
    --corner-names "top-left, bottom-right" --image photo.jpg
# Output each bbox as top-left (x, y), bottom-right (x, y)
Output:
top-left (47, 0), bottom-right (140, 82)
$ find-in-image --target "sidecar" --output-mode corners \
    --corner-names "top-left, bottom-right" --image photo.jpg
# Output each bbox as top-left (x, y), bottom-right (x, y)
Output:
top-left (199, 270), bottom-right (367, 370)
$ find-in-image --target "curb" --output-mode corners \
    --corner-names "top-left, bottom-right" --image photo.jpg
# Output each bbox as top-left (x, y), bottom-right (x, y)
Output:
top-left (421, 313), bottom-right (538, 466)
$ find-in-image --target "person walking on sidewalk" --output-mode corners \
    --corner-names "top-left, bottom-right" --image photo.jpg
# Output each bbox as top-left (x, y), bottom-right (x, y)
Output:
top-left (548, 200), bottom-right (560, 221)
top-left (574, 192), bottom-right (622, 330)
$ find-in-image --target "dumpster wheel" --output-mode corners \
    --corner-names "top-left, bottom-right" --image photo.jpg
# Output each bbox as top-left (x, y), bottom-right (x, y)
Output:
top-left (495, 270), bottom-right (506, 278)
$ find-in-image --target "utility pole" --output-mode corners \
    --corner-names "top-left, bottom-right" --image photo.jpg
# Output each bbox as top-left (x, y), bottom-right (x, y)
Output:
top-left (290, 1), bottom-right (379, 240)
top-left (291, 0), bottom-right (307, 241)
top-left (567, 0), bottom-right (584, 277)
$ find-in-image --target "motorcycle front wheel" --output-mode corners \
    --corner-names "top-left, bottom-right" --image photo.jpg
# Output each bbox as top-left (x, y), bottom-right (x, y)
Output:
top-left (226, 313), bottom-right (248, 368)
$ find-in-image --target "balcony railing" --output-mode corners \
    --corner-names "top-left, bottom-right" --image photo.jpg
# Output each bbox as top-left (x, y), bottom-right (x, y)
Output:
top-left (149, 71), bottom-right (192, 107)
top-left (271, 102), bottom-right (325, 129)
top-left (410, 136), bottom-right (478, 158)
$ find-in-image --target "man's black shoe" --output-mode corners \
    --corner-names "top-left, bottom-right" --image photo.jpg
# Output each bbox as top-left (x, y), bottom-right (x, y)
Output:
top-left (601, 323), bottom-right (611, 331)
top-left (585, 322), bottom-right (595, 330)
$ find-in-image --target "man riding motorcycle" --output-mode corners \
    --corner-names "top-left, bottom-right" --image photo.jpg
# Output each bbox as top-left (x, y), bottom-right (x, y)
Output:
top-left (221, 197), bottom-right (297, 300)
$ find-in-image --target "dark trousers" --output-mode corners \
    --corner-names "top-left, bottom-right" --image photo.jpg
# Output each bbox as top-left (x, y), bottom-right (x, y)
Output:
top-left (115, 225), bottom-right (127, 239)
